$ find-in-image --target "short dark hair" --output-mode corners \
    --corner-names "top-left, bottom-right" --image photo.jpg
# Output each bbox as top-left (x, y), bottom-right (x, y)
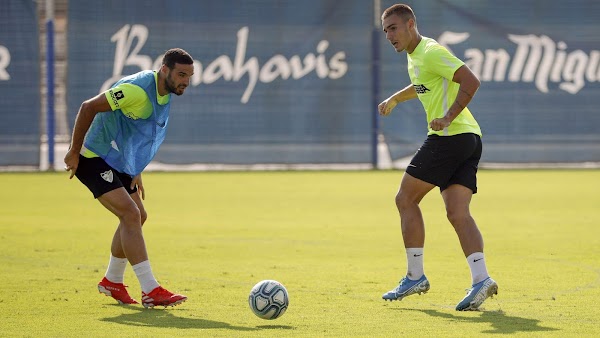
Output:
top-left (382, 3), bottom-right (416, 23)
top-left (162, 48), bottom-right (194, 69)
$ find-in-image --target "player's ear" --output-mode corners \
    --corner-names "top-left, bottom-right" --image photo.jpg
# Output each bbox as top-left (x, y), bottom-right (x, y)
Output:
top-left (159, 63), bottom-right (169, 75)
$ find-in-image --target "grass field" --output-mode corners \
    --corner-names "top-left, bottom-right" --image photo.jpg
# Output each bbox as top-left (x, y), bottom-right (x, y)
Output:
top-left (1, 170), bottom-right (599, 337)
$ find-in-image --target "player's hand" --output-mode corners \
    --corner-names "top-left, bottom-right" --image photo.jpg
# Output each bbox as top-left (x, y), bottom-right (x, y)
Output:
top-left (378, 97), bottom-right (398, 116)
top-left (131, 174), bottom-right (145, 200)
top-left (63, 149), bottom-right (79, 179)
top-left (429, 116), bottom-right (452, 131)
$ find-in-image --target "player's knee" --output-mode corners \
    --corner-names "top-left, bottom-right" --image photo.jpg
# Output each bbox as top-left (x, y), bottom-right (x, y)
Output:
top-left (140, 209), bottom-right (148, 226)
top-left (395, 191), bottom-right (415, 212)
top-left (120, 206), bottom-right (142, 226)
top-left (446, 208), bottom-right (470, 227)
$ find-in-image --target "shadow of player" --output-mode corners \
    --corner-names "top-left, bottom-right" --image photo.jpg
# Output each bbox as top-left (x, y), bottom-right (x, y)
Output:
top-left (398, 308), bottom-right (558, 334)
top-left (101, 306), bottom-right (293, 332)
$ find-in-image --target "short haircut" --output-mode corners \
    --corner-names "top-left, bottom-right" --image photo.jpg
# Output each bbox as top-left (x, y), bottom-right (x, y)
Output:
top-left (162, 48), bottom-right (194, 69)
top-left (382, 3), bottom-right (416, 23)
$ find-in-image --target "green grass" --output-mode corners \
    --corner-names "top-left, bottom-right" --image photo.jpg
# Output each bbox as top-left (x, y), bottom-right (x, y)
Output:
top-left (1, 170), bottom-right (599, 337)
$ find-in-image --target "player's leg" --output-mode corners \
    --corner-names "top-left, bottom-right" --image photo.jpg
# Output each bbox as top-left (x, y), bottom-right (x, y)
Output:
top-left (74, 156), bottom-right (142, 304)
top-left (120, 190), bottom-right (160, 295)
top-left (95, 188), bottom-right (151, 305)
top-left (382, 173), bottom-right (435, 301)
top-left (102, 225), bottom-right (129, 288)
top-left (443, 185), bottom-right (497, 310)
top-left (98, 189), bottom-right (147, 264)
top-left (98, 187), bottom-right (186, 307)
top-left (107, 177), bottom-right (186, 308)
top-left (105, 177), bottom-right (148, 279)
top-left (440, 134), bottom-right (498, 310)
top-left (441, 184), bottom-right (482, 257)
top-left (396, 173), bottom-right (435, 248)
top-left (383, 136), bottom-right (452, 301)
top-left (396, 134), bottom-right (456, 250)
top-left (107, 189), bottom-right (148, 266)
top-left (382, 143), bottom-right (435, 301)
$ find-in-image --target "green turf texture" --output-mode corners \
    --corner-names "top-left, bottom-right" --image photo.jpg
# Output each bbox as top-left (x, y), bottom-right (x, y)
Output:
top-left (1, 170), bottom-right (599, 337)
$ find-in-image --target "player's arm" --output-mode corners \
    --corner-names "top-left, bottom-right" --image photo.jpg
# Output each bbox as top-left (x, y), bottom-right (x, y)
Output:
top-left (378, 84), bottom-right (418, 116)
top-left (64, 94), bottom-right (111, 178)
top-left (430, 65), bottom-right (480, 131)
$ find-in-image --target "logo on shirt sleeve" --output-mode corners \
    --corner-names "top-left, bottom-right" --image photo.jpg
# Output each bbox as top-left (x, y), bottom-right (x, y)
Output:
top-left (114, 90), bottom-right (125, 100)
top-left (109, 89), bottom-right (125, 108)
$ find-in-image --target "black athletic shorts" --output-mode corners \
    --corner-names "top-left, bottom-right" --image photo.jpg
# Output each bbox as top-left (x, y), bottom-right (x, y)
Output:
top-left (75, 155), bottom-right (137, 198)
top-left (406, 133), bottom-right (482, 193)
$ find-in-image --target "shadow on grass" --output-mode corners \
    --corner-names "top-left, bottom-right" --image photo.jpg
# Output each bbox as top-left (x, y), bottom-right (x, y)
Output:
top-left (399, 308), bottom-right (558, 334)
top-left (255, 325), bottom-right (295, 329)
top-left (100, 306), bottom-right (294, 332)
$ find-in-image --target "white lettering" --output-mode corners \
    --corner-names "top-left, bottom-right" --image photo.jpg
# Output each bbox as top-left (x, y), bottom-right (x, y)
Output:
top-left (315, 40), bottom-right (330, 78)
top-left (290, 54), bottom-right (316, 79)
top-left (232, 27), bottom-right (259, 103)
top-left (464, 48), bottom-right (483, 78)
top-left (328, 51), bottom-right (347, 79)
top-left (585, 51), bottom-right (600, 82)
top-left (550, 41), bottom-right (567, 82)
top-left (101, 24), bottom-right (152, 92)
top-left (508, 34), bottom-right (541, 82)
top-left (102, 25), bottom-right (348, 103)
top-left (442, 31), bottom-right (600, 95)
top-left (204, 55), bottom-right (233, 84)
top-left (483, 49), bottom-right (510, 82)
top-left (0, 45), bottom-right (10, 80)
top-left (260, 55), bottom-right (291, 82)
top-left (535, 36), bottom-right (556, 93)
top-left (191, 61), bottom-right (203, 85)
top-left (437, 31), bottom-right (470, 55)
top-left (560, 50), bottom-right (587, 94)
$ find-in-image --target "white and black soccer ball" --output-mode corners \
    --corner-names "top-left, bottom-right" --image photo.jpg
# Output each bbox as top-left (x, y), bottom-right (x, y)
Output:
top-left (248, 280), bottom-right (289, 320)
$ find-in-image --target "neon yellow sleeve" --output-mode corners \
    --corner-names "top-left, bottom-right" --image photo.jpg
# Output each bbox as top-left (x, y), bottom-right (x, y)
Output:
top-left (424, 45), bottom-right (465, 81)
top-left (104, 83), bottom-right (152, 119)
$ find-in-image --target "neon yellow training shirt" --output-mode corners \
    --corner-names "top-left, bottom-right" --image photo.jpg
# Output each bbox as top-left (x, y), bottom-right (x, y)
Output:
top-left (407, 36), bottom-right (482, 136)
top-left (81, 72), bottom-right (170, 158)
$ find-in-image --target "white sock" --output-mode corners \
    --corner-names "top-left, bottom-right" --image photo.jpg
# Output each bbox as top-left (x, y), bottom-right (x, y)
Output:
top-left (406, 248), bottom-right (424, 280)
top-left (105, 255), bottom-right (127, 284)
top-left (132, 260), bottom-right (160, 294)
top-left (467, 252), bottom-right (489, 285)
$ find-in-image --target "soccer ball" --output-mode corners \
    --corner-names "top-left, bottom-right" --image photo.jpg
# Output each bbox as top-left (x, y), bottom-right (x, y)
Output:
top-left (248, 280), bottom-right (289, 320)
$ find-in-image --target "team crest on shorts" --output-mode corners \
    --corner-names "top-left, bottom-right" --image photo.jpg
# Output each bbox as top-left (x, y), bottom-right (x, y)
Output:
top-left (100, 170), bottom-right (114, 183)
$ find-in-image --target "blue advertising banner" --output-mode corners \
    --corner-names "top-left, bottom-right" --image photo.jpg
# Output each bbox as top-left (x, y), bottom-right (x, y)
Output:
top-left (379, 0), bottom-right (600, 163)
top-left (67, 0), bottom-right (372, 165)
top-left (0, 0), bottom-right (41, 166)
top-left (66, 0), bottom-right (600, 166)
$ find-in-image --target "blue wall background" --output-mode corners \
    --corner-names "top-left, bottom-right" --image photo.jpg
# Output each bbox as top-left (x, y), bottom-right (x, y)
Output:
top-left (63, 0), bottom-right (600, 164)
top-left (0, 0), bottom-right (41, 166)
top-left (67, 0), bottom-right (372, 164)
top-left (2, 0), bottom-right (599, 167)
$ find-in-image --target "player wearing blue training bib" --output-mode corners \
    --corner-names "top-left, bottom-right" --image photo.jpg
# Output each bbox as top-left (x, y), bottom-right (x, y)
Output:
top-left (64, 48), bottom-right (194, 308)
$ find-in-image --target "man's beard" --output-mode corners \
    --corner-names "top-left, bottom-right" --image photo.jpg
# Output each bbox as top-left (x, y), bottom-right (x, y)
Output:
top-left (165, 73), bottom-right (184, 96)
